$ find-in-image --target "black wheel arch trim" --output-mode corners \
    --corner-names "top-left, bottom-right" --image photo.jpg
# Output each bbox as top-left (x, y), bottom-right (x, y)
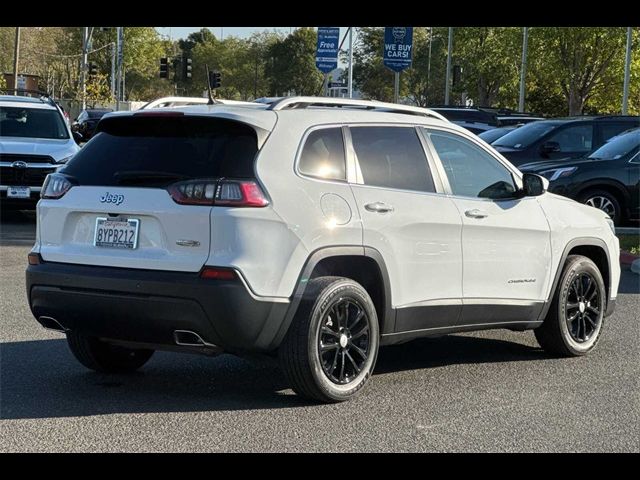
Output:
top-left (266, 245), bottom-right (394, 350)
top-left (538, 236), bottom-right (613, 321)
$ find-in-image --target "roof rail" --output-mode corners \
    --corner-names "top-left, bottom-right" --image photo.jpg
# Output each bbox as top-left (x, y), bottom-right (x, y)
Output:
top-left (267, 96), bottom-right (448, 122)
top-left (0, 88), bottom-right (58, 108)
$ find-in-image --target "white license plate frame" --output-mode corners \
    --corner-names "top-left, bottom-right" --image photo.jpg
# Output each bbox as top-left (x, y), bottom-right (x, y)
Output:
top-left (93, 217), bottom-right (140, 250)
top-left (7, 186), bottom-right (31, 198)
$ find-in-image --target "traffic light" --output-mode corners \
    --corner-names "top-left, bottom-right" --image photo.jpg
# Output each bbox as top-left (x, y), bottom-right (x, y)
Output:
top-left (183, 56), bottom-right (193, 81)
top-left (88, 63), bottom-right (98, 77)
top-left (208, 70), bottom-right (221, 89)
top-left (453, 65), bottom-right (463, 86)
top-left (159, 57), bottom-right (169, 79)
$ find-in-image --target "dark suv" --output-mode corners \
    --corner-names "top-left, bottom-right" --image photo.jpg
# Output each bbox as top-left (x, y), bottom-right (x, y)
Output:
top-left (521, 128), bottom-right (640, 225)
top-left (71, 109), bottom-right (113, 141)
top-left (492, 116), bottom-right (640, 167)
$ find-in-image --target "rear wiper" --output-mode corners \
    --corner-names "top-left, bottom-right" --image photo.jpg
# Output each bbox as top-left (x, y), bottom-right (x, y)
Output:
top-left (113, 171), bottom-right (190, 185)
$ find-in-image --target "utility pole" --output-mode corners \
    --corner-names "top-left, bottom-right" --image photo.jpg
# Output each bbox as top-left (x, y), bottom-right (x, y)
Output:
top-left (348, 27), bottom-right (354, 98)
top-left (622, 27), bottom-right (633, 115)
top-left (116, 27), bottom-right (124, 110)
top-left (518, 27), bottom-right (529, 113)
top-left (110, 42), bottom-right (116, 99)
top-left (12, 27), bottom-right (20, 93)
top-left (394, 72), bottom-right (400, 103)
top-left (81, 27), bottom-right (88, 110)
top-left (427, 26), bottom-right (433, 104)
top-left (445, 27), bottom-right (453, 105)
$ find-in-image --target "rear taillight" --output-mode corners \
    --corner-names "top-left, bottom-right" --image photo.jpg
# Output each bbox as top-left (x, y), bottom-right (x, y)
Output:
top-left (41, 173), bottom-right (73, 199)
top-left (167, 179), bottom-right (268, 207)
top-left (214, 180), bottom-right (269, 207)
top-left (28, 252), bottom-right (42, 265)
top-left (167, 179), bottom-right (217, 205)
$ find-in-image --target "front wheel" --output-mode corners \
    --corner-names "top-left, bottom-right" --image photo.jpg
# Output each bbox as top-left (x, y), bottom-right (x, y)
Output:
top-left (279, 276), bottom-right (379, 403)
top-left (535, 255), bottom-right (606, 357)
top-left (579, 189), bottom-right (622, 225)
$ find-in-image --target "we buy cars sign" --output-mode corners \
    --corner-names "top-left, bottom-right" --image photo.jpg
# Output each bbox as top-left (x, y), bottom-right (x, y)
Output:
top-left (383, 27), bottom-right (414, 72)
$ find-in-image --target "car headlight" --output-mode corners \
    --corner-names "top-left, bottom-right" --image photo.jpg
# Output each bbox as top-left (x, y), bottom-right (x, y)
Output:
top-left (539, 166), bottom-right (577, 181)
top-left (56, 154), bottom-right (74, 165)
top-left (605, 217), bottom-right (615, 234)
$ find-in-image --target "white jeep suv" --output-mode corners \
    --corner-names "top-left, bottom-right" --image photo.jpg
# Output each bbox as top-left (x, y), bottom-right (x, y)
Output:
top-left (26, 97), bottom-right (620, 403)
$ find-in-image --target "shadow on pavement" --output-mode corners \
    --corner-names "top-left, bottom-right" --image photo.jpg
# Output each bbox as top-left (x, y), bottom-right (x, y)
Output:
top-left (0, 208), bottom-right (36, 245)
top-left (1, 333), bottom-right (545, 420)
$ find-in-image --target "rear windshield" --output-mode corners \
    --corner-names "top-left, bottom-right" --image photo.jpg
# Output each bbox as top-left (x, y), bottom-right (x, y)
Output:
top-left (492, 121), bottom-right (558, 149)
top-left (589, 130), bottom-right (640, 160)
top-left (61, 116), bottom-right (258, 187)
top-left (0, 106), bottom-right (69, 139)
top-left (87, 110), bottom-right (112, 118)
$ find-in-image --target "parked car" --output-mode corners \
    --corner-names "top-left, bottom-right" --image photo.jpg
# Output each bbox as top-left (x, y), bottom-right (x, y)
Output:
top-left (477, 107), bottom-right (545, 127)
top-left (27, 97), bottom-right (620, 403)
top-left (520, 128), bottom-right (640, 225)
top-left (478, 125), bottom-right (519, 144)
top-left (71, 108), bottom-right (113, 141)
top-left (492, 116), bottom-right (640, 167)
top-left (1, 94), bottom-right (80, 208)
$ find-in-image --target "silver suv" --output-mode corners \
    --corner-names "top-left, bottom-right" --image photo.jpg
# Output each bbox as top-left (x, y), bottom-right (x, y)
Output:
top-left (1, 94), bottom-right (79, 206)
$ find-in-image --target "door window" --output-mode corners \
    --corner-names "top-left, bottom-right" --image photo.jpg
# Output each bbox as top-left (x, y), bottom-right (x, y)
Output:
top-left (426, 129), bottom-right (517, 200)
top-left (350, 126), bottom-right (435, 192)
top-left (547, 124), bottom-right (593, 152)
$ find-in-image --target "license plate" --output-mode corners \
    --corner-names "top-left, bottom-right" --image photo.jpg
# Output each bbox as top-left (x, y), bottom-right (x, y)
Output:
top-left (94, 217), bottom-right (140, 249)
top-left (7, 186), bottom-right (31, 198)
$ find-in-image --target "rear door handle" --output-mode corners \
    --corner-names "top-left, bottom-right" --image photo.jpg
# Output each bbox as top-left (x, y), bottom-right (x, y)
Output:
top-left (364, 202), bottom-right (394, 213)
top-left (465, 209), bottom-right (488, 219)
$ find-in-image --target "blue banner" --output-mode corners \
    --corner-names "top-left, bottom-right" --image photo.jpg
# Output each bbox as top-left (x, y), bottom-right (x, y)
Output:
top-left (383, 27), bottom-right (414, 72)
top-left (316, 27), bottom-right (340, 73)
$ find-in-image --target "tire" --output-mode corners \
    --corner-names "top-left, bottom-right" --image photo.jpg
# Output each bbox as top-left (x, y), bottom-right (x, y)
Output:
top-left (579, 189), bottom-right (623, 226)
top-left (279, 276), bottom-right (380, 403)
top-left (66, 330), bottom-right (154, 373)
top-left (535, 255), bottom-right (606, 357)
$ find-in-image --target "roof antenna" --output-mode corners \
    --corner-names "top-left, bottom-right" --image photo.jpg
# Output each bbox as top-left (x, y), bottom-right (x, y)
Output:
top-left (205, 64), bottom-right (217, 105)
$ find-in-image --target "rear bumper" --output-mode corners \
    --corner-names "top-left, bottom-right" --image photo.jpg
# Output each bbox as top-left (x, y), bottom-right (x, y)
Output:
top-left (26, 261), bottom-right (290, 353)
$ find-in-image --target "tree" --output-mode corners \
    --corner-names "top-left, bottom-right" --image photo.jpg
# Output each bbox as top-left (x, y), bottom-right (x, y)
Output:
top-left (85, 73), bottom-right (112, 107)
top-left (266, 28), bottom-right (323, 96)
top-left (352, 27), bottom-right (396, 102)
top-left (449, 27), bottom-right (521, 107)
top-left (531, 27), bottom-right (628, 115)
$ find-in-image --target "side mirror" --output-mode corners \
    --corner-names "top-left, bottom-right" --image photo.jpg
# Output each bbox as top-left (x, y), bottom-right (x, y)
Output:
top-left (522, 173), bottom-right (548, 197)
top-left (541, 141), bottom-right (560, 154)
top-left (72, 131), bottom-right (84, 144)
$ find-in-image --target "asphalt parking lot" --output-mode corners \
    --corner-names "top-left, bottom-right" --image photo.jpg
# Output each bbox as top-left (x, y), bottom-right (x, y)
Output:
top-left (1, 209), bottom-right (638, 452)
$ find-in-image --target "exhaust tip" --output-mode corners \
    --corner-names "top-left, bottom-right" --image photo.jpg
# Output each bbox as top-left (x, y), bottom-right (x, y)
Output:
top-left (174, 330), bottom-right (210, 347)
top-left (38, 316), bottom-right (67, 333)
